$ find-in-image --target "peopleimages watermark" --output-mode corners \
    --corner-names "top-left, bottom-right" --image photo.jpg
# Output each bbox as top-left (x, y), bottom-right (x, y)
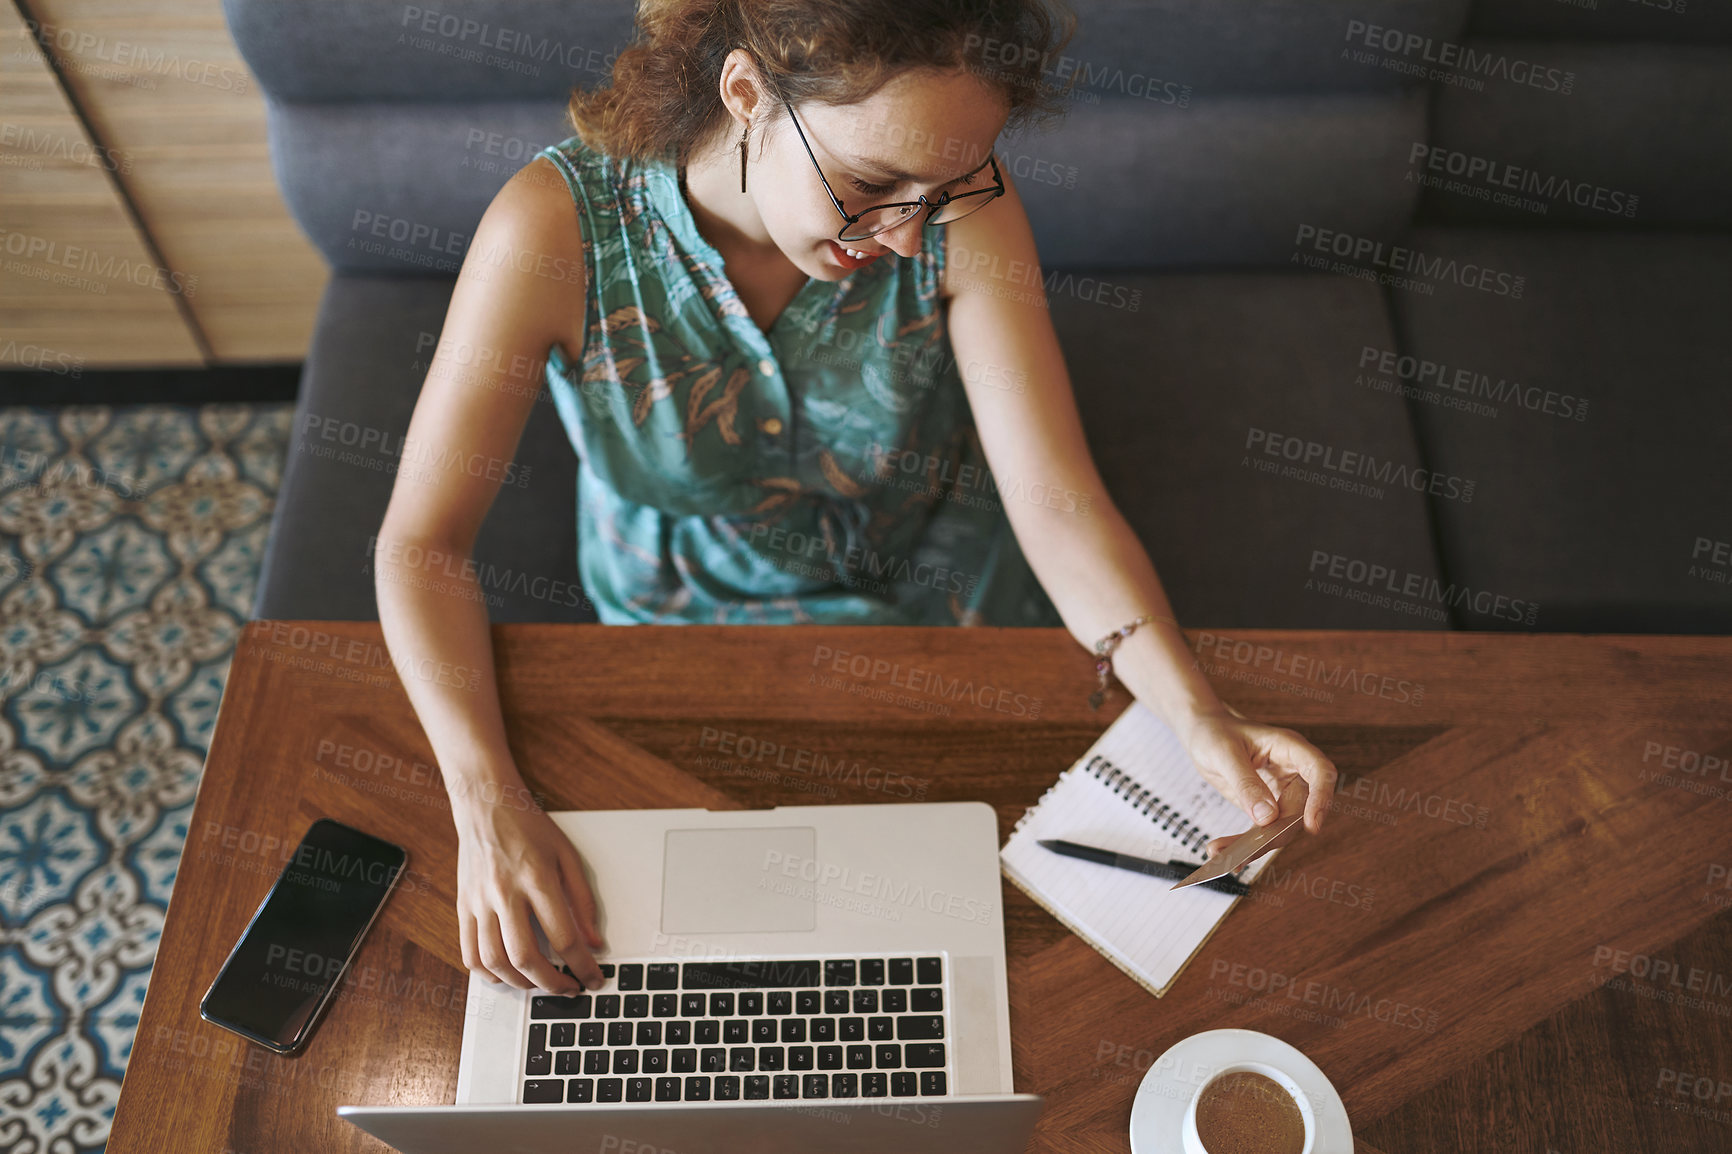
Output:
top-left (364, 534), bottom-right (593, 612)
top-left (945, 241), bottom-right (1143, 312)
top-left (1355, 346), bottom-right (1588, 424)
top-left (1406, 143), bottom-right (1637, 219)
top-left (1189, 630), bottom-right (1426, 707)
top-left (0, 122), bottom-right (132, 174)
top-left (1341, 20), bottom-right (1575, 94)
top-left (1592, 945), bottom-right (1732, 1017)
top-left (1653, 1066), bottom-right (1732, 1127)
top-left (741, 521), bottom-right (980, 600)
top-left (0, 443), bottom-right (142, 497)
top-left (244, 619), bottom-right (483, 691)
top-left (761, 849), bottom-right (997, 927)
top-left (1244, 426), bottom-right (1476, 504)
top-left (1307, 549), bottom-right (1539, 625)
top-left (697, 726), bottom-right (931, 800)
top-left (0, 225), bottom-right (199, 298)
top-left (862, 443), bottom-right (1093, 518)
top-left (397, 5), bottom-right (619, 80)
top-left (1206, 958), bottom-right (1441, 1033)
top-left (15, 18), bottom-right (249, 93)
top-left (1293, 224), bottom-right (1525, 298)
top-left (413, 330), bottom-right (554, 404)
top-left (1639, 738), bottom-right (1732, 800)
top-left (809, 644), bottom-right (1043, 719)
top-left (960, 35), bottom-right (1193, 107)
top-left (1689, 536), bottom-right (1732, 591)
top-left (0, 337), bottom-right (85, 378)
top-left (299, 412), bottom-right (533, 489)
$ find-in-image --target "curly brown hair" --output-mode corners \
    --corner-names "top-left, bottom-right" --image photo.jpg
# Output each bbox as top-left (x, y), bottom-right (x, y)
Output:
top-left (565, 0), bottom-right (1078, 165)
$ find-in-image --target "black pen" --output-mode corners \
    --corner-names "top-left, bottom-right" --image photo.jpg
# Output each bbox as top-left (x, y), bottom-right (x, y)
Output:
top-left (1038, 839), bottom-right (1252, 897)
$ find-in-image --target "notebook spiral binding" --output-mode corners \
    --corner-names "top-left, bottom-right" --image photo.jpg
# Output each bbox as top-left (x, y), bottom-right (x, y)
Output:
top-left (1083, 754), bottom-right (1212, 856)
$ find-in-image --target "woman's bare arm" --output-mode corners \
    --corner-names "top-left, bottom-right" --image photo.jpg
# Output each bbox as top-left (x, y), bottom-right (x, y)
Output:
top-left (374, 155), bottom-right (605, 993)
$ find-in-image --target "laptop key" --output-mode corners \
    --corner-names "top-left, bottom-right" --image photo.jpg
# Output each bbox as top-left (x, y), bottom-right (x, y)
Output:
top-left (746, 1075), bottom-right (771, 1099)
top-left (715, 1075), bottom-right (741, 1100)
top-left (859, 959), bottom-right (885, 986)
top-left (569, 1077), bottom-right (594, 1103)
top-left (846, 1045), bottom-right (873, 1069)
top-left (758, 1047), bottom-right (785, 1071)
top-left (556, 1051), bottom-right (582, 1075)
top-left (780, 1019), bottom-right (806, 1043)
top-left (531, 994), bottom-right (591, 1020)
top-left (818, 1046), bottom-right (843, 1070)
top-left (636, 1021), bottom-right (662, 1046)
top-left (685, 1075), bottom-right (711, 1101)
top-left (881, 989), bottom-right (908, 1013)
top-left (811, 1018), bottom-right (836, 1042)
top-left (921, 1071), bottom-right (947, 1096)
top-left (897, 1016), bottom-right (945, 1041)
top-left (729, 1047), bottom-right (755, 1072)
top-left (701, 1048), bottom-right (727, 1072)
top-left (768, 991), bottom-right (792, 1015)
top-left (626, 1077), bottom-right (652, 1103)
top-left (840, 1017), bottom-right (864, 1041)
top-left (917, 957), bottom-right (942, 984)
top-left (772, 1075), bottom-right (799, 1099)
top-left (876, 1044), bottom-right (901, 1068)
top-left (655, 1077), bottom-right (682, 1102)
top-left (904, 1043), bottom-right (946, 1068)
top-left (891, 1071), bottom-right (918, 1096)
top-left (888, 958), bottom-right (914, 985)
top-left (911, 987), bottom-right (943, 1012)
top-left (579, 1022), bottom-right (604, 1047)
top-left (595, 995), bottom-right (621, 1018)
top-left (652, 994), bottom-right (678, 1017)
top-left (525, 1051), bottom-right (551, 1076)
top-left (643, 1049), bottom-right (668, 1074)
top-left (680, 993), bottom-right (706, 1016)
top-left (708, 992), bottom-right (734, 1016)
top-left (824, 990), bottom-right (851, 1014)
top-left (853, 989), bottom-right (878, 1013)
top-left (600, 964), bottom-right (616, 979)
top-left (832, 1073), bottom-right (858, 1097)
top-left (550, 1022), bottom-right (575, 1048)
top-left (617, 964), bottom-right (644, 991)
top-left (666, 1022), bottom-right (691, 1045)
top-left (646, 964), bottom-right (680, 990)
top-left (624, 995), bottom-right (649, 1018)
top-left (868, 1017), bottom-right (893, 1040)
top-left (724, 1020), bottom-right (748, 1044)
top-left (802, 1074), bottom-right (829, 1098)
top-left (522, 1079), bottom-right (563, 1103)
top-left (672, 1048), bottom-right (697, 1073)
top-left (607, 1022), bottom-right (633, 1047)
top-left (788, 1046), bottom-right (813, 1070)
top-left (611, 1050), bottom-right (639, 1075)
top-left (598, 1077), bottom-right (624, 1103)
top-left (752, 1019), bottom-right (777, 1044)
top-left (824, 960), bottom-right (856, 986)
top-left (739, 992), bottom-right (764, 1015)
top-left (695, 1020), bottom-right (720, 1045)
top-left (583, 1051), bottom-right (609, 1076)
top-left (863, 1072), bottom-right (888, 1097)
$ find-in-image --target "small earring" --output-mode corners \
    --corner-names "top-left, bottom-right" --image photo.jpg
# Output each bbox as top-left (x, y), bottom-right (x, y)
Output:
top-left (739, 124), bottom-right (749, 194)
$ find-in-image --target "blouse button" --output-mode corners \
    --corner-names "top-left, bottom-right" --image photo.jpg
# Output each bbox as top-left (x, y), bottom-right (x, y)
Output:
top-left (758, 358), bottom-right (776, 377)
top-left (760, 417), bottom-right (784, 436)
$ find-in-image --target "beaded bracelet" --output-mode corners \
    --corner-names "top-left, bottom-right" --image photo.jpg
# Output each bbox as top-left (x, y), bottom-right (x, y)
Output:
top-left (1089, 612), bottom-right (1182, 709)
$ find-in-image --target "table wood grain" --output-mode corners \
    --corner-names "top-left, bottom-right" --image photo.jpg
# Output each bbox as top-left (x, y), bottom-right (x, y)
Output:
top-left (107, 625), bottom-right (1732, 1153)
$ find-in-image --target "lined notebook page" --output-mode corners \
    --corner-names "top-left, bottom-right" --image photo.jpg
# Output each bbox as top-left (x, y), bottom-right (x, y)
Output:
top-left (1000, 701), bottom-right (1276, 996)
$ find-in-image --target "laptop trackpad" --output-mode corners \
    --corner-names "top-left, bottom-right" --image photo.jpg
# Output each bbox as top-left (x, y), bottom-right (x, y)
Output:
top-left (661, 827), bottom-right (817, 934)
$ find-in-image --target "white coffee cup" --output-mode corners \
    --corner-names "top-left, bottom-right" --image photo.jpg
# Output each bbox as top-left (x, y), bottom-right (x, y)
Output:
top-left (1180, 1060), bottom-right (1316, 1154)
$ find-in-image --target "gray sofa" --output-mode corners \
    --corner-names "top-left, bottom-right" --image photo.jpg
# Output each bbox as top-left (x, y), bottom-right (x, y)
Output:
top-left (232, 0), bottom-right (1732, 632)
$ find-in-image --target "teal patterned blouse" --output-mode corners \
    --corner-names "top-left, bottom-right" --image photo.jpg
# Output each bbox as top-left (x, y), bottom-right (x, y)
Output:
top-left (534, 134), bottom-right (1063, 627)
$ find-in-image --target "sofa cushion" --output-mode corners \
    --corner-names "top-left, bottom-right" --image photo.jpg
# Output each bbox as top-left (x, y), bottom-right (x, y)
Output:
top-left (1391, 229), bottom-right (1732, 632)
top-left (253, 273), bottom-right (594, 622)
top-left (1051, 271), bottom-right (1449, 630)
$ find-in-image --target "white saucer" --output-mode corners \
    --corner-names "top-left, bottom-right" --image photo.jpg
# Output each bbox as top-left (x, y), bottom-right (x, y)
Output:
top-left (1128, 1028), bottom-right (1354, 1154)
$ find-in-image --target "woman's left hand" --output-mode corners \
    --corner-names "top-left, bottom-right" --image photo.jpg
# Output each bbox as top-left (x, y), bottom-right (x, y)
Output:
top-left (1177, 703), bottom-right (1339, 859)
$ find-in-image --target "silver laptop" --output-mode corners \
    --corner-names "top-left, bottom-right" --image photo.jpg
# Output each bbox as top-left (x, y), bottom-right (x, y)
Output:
top-left (339, 801), bottom-right (1043, 1153)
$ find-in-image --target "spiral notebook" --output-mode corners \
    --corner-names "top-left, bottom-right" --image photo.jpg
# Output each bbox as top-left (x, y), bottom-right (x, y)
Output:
top-left (1000, 700), bottom-right (1279, 997)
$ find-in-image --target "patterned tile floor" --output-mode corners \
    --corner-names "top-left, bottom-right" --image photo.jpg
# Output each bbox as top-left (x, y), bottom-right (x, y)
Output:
top-left (0, 404), bottom-right (294, 1153)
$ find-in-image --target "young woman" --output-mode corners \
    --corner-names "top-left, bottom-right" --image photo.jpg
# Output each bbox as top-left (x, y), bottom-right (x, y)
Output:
top-left (374, 0), bottom-right (1339, 997)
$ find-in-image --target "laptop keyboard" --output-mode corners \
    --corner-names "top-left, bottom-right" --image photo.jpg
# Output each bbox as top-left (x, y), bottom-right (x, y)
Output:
top-left (521, 954), bottom-right (952, 1105)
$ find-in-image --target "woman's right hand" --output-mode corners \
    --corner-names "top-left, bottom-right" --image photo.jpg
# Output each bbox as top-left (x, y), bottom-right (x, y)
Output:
top-left (453, 795), bottom-right (607, 994)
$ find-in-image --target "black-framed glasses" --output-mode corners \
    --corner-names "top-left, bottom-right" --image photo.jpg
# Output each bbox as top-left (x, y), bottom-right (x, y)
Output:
top-left (781, 99), bottom-right (1004, 243)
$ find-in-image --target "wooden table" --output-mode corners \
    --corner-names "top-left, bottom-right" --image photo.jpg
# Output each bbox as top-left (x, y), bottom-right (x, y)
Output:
top-left (108, 625), bottom-right (1732, 1153)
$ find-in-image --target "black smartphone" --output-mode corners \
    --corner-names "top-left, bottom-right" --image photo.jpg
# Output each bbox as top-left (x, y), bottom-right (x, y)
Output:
top-left (199, 818), bottom-right (407, 1054)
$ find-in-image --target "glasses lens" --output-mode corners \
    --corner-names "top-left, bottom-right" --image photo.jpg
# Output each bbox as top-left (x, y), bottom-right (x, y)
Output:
top-left (839, 203), bottom-right (923, 242)
top-left (926, 192), bottom-right (997, 227)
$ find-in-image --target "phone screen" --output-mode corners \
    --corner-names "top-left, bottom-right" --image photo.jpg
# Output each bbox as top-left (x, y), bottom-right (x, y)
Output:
top-left (200, 819), bottom-right (407, 1053)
